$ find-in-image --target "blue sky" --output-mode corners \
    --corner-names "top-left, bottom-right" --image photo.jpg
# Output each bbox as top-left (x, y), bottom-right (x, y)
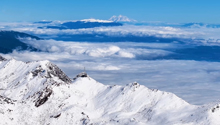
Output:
top-left (1, 0), bottom-right (220, 23)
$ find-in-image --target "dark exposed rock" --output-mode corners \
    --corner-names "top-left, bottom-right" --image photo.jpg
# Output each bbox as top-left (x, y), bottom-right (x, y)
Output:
top-left (132, 82), bottom-right (138, 86)
top-left (7, 109), bottom-right (13, 112)
top-left (35, 88), bottom-right (53, 107)
top-left (130, 82), bottom-right (140, 89)
top-left (0, 55), bottom-right (7, 61)
top-left (212, 108), bottom-right (215, 113)
top-left (80, 117), bottom-right (90, 125)
top-left (53, 113), bottom-right (61, 118)
top-left (80, 112), bottom-right (91, 124)
top-left (211, 105), bottom-right (220, 113)
top-left (0, 95), bottom-right (16, 104)
top-left (32, 66), bottom-right (44, 77)
top-left (31, 62), bottom-right (72, 84)
top-left (46, 63), bottom-right (72, 83)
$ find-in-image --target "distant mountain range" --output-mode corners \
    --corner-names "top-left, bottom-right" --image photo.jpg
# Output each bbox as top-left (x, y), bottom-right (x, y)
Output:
top-left (37, 20), bottom-right (123, 30)
top-left (180, 23), bottom-right (220, 28)
top-left (0, 31), bottom-right (40, 53)
top-left (34, 16), bottom-right (220, 30)
top-left (35, 15), bottom-right (137, 30)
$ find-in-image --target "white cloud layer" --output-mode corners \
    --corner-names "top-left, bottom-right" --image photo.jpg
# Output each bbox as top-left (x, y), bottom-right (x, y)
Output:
top-left (1, 39), bottom-right (220, 105)
top-left (19, 38), bottom-right (172, 59)
top-left (1, 21), bottom-right (220, 105)
top-left (2, 22), bottom-right (220, 43)
top-left (10, 25), bottom-right (203, 38)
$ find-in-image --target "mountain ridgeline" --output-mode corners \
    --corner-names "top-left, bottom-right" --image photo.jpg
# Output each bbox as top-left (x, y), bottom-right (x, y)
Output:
top-left (0, 31), bottom-right (40, 53)
top-left (38, 21), bottom-right (123, 30)
top-left (0, 57), bottom-right (219, 125)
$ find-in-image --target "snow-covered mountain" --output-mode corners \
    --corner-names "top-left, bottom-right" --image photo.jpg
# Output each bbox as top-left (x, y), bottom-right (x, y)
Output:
top-left (109, 15), bottom-right (136, 22)
top-left (0, 56), bottom-right (220, 125)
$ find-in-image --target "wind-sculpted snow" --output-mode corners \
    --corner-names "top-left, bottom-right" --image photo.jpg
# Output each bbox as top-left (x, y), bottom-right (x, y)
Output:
top-left (0, 57), bottom-right (220, 125)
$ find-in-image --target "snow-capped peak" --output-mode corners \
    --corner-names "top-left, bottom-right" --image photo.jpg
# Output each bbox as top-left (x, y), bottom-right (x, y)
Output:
top-left (80, 18), bottom-right (113, 23)
top-left (109, 15), bottom-right (137, 22)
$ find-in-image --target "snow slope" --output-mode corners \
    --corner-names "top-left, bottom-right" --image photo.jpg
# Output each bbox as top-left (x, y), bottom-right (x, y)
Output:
top-left (0, 56), bottom-right (220, 125)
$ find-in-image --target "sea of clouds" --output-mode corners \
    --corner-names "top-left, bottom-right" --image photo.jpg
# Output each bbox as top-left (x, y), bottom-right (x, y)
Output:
top-left (2, 21), bottom-right (220, 42)
top-left (1, 21), bottom-right (220, 105)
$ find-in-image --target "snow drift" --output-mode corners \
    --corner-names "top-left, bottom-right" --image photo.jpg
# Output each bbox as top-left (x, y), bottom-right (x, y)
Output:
top-left (0, 56), bottom-right (219, 125)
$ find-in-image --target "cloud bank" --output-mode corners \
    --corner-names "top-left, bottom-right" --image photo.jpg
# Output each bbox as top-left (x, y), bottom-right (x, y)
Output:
top-left (1, 38), bottom-right (220, 105)
top-left (1, 21), bottom-right (220, 105)
top-left (19, 38), bottom-right (173, 59)
top-left (2, 22), bottom-right (220, 44)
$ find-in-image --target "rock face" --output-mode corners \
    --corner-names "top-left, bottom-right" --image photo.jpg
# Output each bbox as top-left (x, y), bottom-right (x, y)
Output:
top-left (0, 56), bottom-right (220, 125)
top-left (0, 55), bottom-right (6, 61)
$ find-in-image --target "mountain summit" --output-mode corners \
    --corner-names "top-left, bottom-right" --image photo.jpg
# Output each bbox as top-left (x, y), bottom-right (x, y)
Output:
top-left (109, 15), bottom-right (136, 22)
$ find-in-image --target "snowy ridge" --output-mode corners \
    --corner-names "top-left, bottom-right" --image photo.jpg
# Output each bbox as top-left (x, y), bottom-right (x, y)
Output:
top-left (0, 57), bottom-right (220, 125)
top-left (80, 19), bottom-right (113, 23)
